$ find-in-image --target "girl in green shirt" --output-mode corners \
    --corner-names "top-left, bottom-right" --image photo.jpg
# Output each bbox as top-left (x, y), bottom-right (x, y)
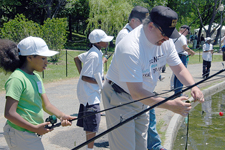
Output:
top-left (0, 37), bottom-right (76, 150)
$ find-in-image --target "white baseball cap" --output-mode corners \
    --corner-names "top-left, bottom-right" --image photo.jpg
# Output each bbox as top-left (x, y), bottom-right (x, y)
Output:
top-left (88, 29), bottom-right (114, 44)
top-left (17, 36), bottom-right (59, 57)
top-left (205, 37), bottom-right (212, 41)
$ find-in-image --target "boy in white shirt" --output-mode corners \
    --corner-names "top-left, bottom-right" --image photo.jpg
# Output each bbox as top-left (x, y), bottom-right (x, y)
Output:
top-left (202, 37), bottom-right (213, 78)
top-left (75, 29), bottom-right (113, 150)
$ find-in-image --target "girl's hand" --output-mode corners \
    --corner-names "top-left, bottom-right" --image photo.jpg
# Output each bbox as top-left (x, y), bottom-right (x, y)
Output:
top-left (35, 122), bottom-right (53, 135)
top-left (60, 115), bottom-right (76, 126)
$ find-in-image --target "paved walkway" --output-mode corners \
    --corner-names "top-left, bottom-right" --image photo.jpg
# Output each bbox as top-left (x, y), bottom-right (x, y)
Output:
top-left (0, 61), bottom-right (225, 150)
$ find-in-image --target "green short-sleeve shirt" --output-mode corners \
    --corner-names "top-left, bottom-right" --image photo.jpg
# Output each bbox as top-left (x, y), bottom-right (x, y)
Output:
top-left (5, 69), bottom-right (45, 133)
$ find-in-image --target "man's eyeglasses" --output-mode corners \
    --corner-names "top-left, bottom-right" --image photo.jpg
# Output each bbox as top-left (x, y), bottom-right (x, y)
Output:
top-left (154, 23), bottom-right (167, 37)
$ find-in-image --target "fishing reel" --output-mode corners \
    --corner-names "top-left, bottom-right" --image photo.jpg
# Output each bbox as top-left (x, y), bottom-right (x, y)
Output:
top-left (45, 115), bottom-right (57, 129)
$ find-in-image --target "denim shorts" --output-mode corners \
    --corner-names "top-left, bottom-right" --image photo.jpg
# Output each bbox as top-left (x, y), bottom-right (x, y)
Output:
top-left (76, 103), bottom-right (101, 132)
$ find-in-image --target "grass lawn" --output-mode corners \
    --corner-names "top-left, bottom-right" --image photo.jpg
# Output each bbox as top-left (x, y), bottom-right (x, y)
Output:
top-left (188, 53), bottom-right (223, 64)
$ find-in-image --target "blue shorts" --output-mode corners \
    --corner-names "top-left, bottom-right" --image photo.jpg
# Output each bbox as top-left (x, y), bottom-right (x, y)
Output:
top-left (76, 103), bottom-right (101, 132)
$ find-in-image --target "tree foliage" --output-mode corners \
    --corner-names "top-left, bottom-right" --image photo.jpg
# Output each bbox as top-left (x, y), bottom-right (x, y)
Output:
top-left (42, 17), bottom-right (67, 61)
top-left (0, 14), bottom-right (67, 61)
top-left (1, 0), bottom-right (225, 48)
top-left (86, 0), bottom-right (131, 36)
top-left (0, 14), bottom-right (42, 43)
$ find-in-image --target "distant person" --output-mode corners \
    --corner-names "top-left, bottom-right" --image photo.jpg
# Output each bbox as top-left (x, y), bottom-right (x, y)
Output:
top-left (189, 33), bottom-right (193, 43)
top-left (202, 37), bottom-right (213, 78)
top-left (75, 29), bottom-right (113, 150)
top-left (221, 33), bottom-right (225, 60)
top-left (116, 6), bottom-right (149, 45)
top-left (193, 32), bottom-right (198, 49)
top-left (200, 34), bottom-right (205, 47)
top-left (0, 37), bottom-right (75, 150)
top-left (173, 25), bottom-right (195, 96)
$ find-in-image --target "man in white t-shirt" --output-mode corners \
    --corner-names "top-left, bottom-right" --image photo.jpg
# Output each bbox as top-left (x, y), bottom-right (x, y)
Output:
top-left (116, 6), bottom-right (165, 150)
top-left (102, 6), bottom-right (204, 150)
top-left (115, 6), bottom-right (149, 45)
top-left (173, 25), bottom-right (195, 96)
top-left (202, 37), bottom-right (213, 78)
top-left (75, 29), bottom-right (113, 150)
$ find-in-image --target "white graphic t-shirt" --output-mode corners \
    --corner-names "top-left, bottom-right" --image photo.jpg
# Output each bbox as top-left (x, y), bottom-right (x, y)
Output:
top-left (106, 25), bottom-right (181, 93)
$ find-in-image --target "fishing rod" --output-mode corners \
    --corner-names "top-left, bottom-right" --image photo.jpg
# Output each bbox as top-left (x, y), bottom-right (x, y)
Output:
top-left (45, 65), bottom-right (223, 130)
top-left (44, 84), bottom-right (182, 129)
top-left (45, 73), bottom-right (224, 130)
top-left (72, 68), bottom-right (225, 150)
top-left (106, 52), bottom-right (114, 59)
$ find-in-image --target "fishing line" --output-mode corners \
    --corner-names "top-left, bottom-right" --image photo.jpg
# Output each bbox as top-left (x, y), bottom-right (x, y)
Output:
top-left (72, 68), bottom-right (225, 150)
top-left (185, 101), bottom-right (190, 150)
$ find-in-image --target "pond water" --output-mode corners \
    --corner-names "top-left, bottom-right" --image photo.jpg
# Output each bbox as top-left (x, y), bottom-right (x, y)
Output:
top-left (173, 89), bottom-right (225, 150)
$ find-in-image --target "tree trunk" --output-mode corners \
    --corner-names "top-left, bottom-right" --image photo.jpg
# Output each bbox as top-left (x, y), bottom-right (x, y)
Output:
top-left (46, 0), bottom-right (52, 19)
top-left (213, 27), bottom-right (221, 45)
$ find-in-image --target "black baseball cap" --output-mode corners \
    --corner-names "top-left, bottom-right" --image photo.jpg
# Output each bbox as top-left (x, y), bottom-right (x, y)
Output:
top-left (180, 25), bottom-right (190, 34)
top-left (129, 6), bottom-right (149, 22)
top-left (150, 6), bottom-right (180, 38)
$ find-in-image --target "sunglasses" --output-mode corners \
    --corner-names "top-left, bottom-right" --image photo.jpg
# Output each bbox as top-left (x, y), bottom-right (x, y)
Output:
top-left (154, 23), bottom-right (167, 37)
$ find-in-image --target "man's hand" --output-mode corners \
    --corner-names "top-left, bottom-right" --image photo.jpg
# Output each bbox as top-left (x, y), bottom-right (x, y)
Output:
top-left (167, 96), bottom-right (191, 117)
top-left (191, 86), bottom-right (204, 103)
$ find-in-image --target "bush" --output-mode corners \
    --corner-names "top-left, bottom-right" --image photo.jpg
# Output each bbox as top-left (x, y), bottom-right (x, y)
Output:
top-left (0, 14), bottom-right (42, 43)
top-left (42, 18), bottom-right (67, 62)
top-left (0, 15), bottom-right (67, 62)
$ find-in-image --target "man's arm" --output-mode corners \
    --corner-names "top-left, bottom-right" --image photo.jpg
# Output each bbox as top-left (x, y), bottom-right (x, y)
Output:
top-left (170, 63), bottom-right (204, 102)
top-left (126, 82), bottom-right (191, 116)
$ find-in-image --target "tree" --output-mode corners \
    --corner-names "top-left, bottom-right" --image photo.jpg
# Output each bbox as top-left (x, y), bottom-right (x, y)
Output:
top-left (191, 0), bottom-right (225, 45)
top-left (0, 0), bottom-right (67, 27)
top-left (0, 14), bottom-right (67, 62)
top-left (0, 14), bottom-right (42, 42)
top-left (58, 0), bottom-right (89, 40)
top-left (86, 0), bottom-right (153, 36)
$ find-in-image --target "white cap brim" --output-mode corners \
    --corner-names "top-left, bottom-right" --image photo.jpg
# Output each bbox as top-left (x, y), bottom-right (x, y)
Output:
top-left (38, 50), bottom-right (59, 57)
top-left (101, 36), bottom-right (114, 42)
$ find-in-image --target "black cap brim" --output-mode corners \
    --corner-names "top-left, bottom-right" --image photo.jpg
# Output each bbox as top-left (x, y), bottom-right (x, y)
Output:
top-left (169, 28), bottom-right (180, 39)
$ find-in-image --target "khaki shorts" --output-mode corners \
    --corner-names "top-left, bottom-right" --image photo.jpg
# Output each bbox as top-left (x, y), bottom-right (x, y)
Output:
top-left (3, 123), bottom-right (44, 150)
top-left (102, 81), bottom-right (149, 150)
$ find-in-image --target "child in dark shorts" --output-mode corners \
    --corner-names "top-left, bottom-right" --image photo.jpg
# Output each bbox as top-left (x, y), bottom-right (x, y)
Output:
top-left (75, 29), bottom-right (113, 150)
top-left (77, 104), bottom-right (100, 132)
